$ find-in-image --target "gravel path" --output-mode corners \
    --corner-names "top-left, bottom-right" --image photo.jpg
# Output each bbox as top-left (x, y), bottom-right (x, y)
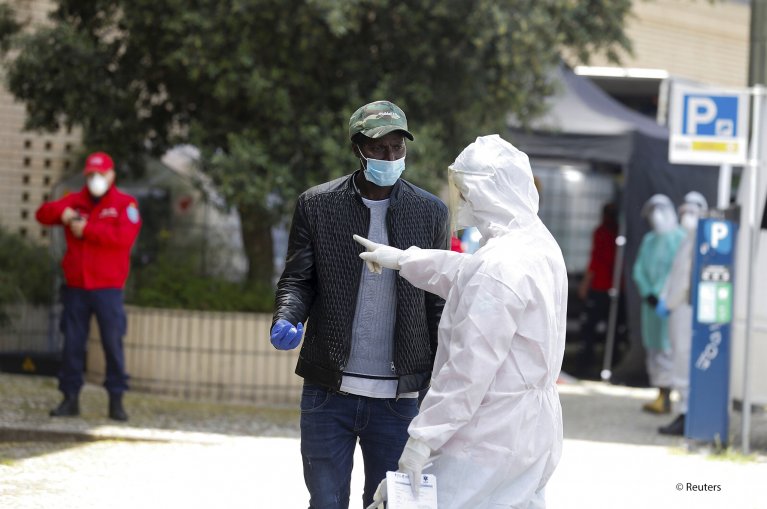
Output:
top-left (1, 372), bottom-right (765, 508)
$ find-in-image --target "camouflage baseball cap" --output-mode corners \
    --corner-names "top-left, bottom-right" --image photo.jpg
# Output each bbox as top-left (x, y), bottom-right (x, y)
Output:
top-left (348, 100), bottom-right (414, 141)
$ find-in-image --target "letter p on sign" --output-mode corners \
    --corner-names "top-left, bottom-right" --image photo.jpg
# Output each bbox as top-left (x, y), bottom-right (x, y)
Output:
top-left (687, 97), bottom-right (718, 134)
top-left (710, 222), bottom-right (729, 250)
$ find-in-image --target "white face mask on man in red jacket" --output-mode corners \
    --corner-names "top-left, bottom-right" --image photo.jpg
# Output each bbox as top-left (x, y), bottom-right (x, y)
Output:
top-left (87, 172), bottom-right (112, 197)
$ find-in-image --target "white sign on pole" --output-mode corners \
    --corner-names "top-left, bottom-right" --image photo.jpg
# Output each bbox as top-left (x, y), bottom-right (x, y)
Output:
top-left (669, 82), bottom-right (750, 165)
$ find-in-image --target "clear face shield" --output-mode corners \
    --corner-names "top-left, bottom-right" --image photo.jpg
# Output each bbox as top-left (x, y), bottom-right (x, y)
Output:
top-left (649, 206), bottom-right (677, 234)
top-left (679, 203), bottom-right (702, 231)
top-left (448, 167), bottom-right (475, 234)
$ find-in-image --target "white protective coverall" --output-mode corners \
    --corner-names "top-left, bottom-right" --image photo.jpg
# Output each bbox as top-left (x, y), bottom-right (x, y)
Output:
top-left (658, 193), bottom-right (708, 414)
top-left (364, 135), bottom-right (568, 508)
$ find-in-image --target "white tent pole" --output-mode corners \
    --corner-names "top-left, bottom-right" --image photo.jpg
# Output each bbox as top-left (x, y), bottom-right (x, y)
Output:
top-left (718, 164), bottom-right (732, 209)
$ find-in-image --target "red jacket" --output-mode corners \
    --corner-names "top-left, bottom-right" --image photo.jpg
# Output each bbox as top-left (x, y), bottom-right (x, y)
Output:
top-left (36, 185), bottom-right (141, 289)
top-left (587, 223), bottom-right (617, 291)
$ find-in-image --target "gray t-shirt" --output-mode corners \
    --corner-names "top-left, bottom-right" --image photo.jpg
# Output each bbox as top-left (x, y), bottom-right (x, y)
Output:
top-left (341, 196), bottom-right (416, 398)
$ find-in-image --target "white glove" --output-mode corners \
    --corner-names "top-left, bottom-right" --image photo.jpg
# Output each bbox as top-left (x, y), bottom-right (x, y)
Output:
top-left (353, 234), bottom-right (404, 274)
top-left (365, 478), bottom-right (388, 509)
top-left (398, 437), bottom-right (432, 498)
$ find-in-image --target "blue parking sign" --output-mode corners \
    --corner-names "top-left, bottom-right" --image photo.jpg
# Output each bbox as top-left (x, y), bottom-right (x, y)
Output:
top-left (687, 217), bottom-right (738, 444)
top-left (682, 95), bottom-right (739, 137)
top-left (669, 82), bottom-right (749, 165)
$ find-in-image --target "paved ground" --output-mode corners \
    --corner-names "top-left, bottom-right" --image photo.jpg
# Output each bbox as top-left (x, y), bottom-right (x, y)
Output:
top-left (1, 371), bottom-right (765, 508)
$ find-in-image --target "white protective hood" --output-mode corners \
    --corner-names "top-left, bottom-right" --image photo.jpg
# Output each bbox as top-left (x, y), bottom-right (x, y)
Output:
top-left (448, 134), bottom-right (539, 239)
top-left (641, 194), bottom-right (678, 234)
top-left (396, 135), bottom-right (568, 508)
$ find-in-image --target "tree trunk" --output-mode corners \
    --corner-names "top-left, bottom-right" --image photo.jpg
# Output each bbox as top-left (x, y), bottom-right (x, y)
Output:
top-left (239, 205), bottom-right (275, 289)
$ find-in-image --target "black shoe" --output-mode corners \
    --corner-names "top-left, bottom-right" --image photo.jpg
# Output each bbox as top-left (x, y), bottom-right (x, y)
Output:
top-left (50, 394), bottom-right (80, 417)
top-left (108, 393), bottom-right (129, 421)
top-left (658, 414), bottom-right (685, 436)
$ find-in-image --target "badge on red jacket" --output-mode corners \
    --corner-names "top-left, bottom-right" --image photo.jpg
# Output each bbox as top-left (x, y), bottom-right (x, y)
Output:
top-left (127, 203), bottom-right (140, 224)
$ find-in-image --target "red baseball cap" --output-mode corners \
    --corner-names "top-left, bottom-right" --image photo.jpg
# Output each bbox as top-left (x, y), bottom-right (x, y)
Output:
top-left (83, 152), bottom-right (114, 174)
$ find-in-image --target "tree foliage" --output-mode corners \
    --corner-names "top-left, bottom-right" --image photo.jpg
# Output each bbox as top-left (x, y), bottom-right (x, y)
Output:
top-left (0, 0), bottom-right (632, 288)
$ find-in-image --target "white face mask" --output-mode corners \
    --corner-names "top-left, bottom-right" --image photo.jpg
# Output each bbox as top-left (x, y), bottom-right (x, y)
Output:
top-left (680, 212), bottom-right (699, 231)
top-left (649, 207), bottom-right (677, 234)
top-left (87, 173), bottom-right (110, 197)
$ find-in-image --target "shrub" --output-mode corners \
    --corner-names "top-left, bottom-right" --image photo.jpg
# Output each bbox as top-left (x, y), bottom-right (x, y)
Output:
top-left (127, 255), bottom-right (274, 312)
top-left (0, 228), bottom-right (55, 324)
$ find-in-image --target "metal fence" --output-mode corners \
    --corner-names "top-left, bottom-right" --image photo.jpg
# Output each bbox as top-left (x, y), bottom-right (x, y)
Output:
top-left (86, 306), bottom-right (301, 406)
top-left (0, 303), bottom-right (302, 406)
top-left (0, 304), bottom-right (59, 353)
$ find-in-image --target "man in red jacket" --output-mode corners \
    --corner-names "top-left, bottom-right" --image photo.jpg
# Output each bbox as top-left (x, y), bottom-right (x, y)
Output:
top-left (36, 152), bottom-right (141, 421)
top-left (576, 201), bottom-right (619, 378)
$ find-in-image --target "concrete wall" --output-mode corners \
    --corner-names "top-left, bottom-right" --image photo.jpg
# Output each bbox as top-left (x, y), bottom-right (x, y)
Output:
top-left (582, 0), bottom-right (750, 87)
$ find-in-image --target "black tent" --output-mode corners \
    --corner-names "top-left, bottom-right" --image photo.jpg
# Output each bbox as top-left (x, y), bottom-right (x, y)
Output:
top-left (509, 64), bottom-right (720, 385)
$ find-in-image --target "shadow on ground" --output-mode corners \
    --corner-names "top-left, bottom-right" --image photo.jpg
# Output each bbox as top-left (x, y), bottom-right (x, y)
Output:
top-left (3, 372), bottom-right (765, 465)
top-left (0, 372), bottom-right (300, 462)
top-left (558, 379), bottom-right (767, 455)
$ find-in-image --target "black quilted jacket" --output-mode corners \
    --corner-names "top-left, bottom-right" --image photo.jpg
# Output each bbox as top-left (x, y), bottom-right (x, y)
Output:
top-left (273, 171), bottom-right (450, 395)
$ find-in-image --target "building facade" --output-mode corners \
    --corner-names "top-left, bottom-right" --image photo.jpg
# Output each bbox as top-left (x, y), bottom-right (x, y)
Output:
top-left (0, 0), bottom-right (81, 244)
top-left (570, 0), bottom-right (751, 118)
top-left (595, 0), bottom-right (750, 87)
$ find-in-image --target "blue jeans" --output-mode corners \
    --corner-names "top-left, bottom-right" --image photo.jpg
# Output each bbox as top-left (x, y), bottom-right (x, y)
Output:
top-left (58, 287), bottom-right (129, 395)
top-left (300, 383), bottom-right (419, 509)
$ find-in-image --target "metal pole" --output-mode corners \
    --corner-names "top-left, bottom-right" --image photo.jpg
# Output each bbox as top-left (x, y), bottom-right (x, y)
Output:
top-left (601, 231), bottom-right (626, 382)
top-left (717, 164), bottom-right (732, 209)
top-left (741, 84), bottom-right (765, 455)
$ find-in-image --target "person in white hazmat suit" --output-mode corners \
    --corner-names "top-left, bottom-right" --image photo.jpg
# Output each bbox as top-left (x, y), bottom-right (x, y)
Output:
top-left (355, 134), bottom-right (568, 509)
top-left (655, 191), bottom-right (708, 435)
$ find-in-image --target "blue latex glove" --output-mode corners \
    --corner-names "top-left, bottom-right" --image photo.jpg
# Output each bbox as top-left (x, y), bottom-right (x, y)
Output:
top-left (655, 298), bottom-right (670, 317)
top-left (270, 319), bottom-right (304, 350)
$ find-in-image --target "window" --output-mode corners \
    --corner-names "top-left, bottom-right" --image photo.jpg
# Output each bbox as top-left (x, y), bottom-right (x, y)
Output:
top-left (530, 158), bottom-right (619, 274)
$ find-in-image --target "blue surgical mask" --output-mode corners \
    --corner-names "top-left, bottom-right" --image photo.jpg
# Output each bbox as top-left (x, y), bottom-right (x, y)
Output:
top-left (359, 151), bottom-right (406, 187)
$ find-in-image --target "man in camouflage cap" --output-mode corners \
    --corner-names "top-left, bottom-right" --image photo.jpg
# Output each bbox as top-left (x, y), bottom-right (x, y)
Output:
top-left (271, 100), bottom-right (449, 508)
